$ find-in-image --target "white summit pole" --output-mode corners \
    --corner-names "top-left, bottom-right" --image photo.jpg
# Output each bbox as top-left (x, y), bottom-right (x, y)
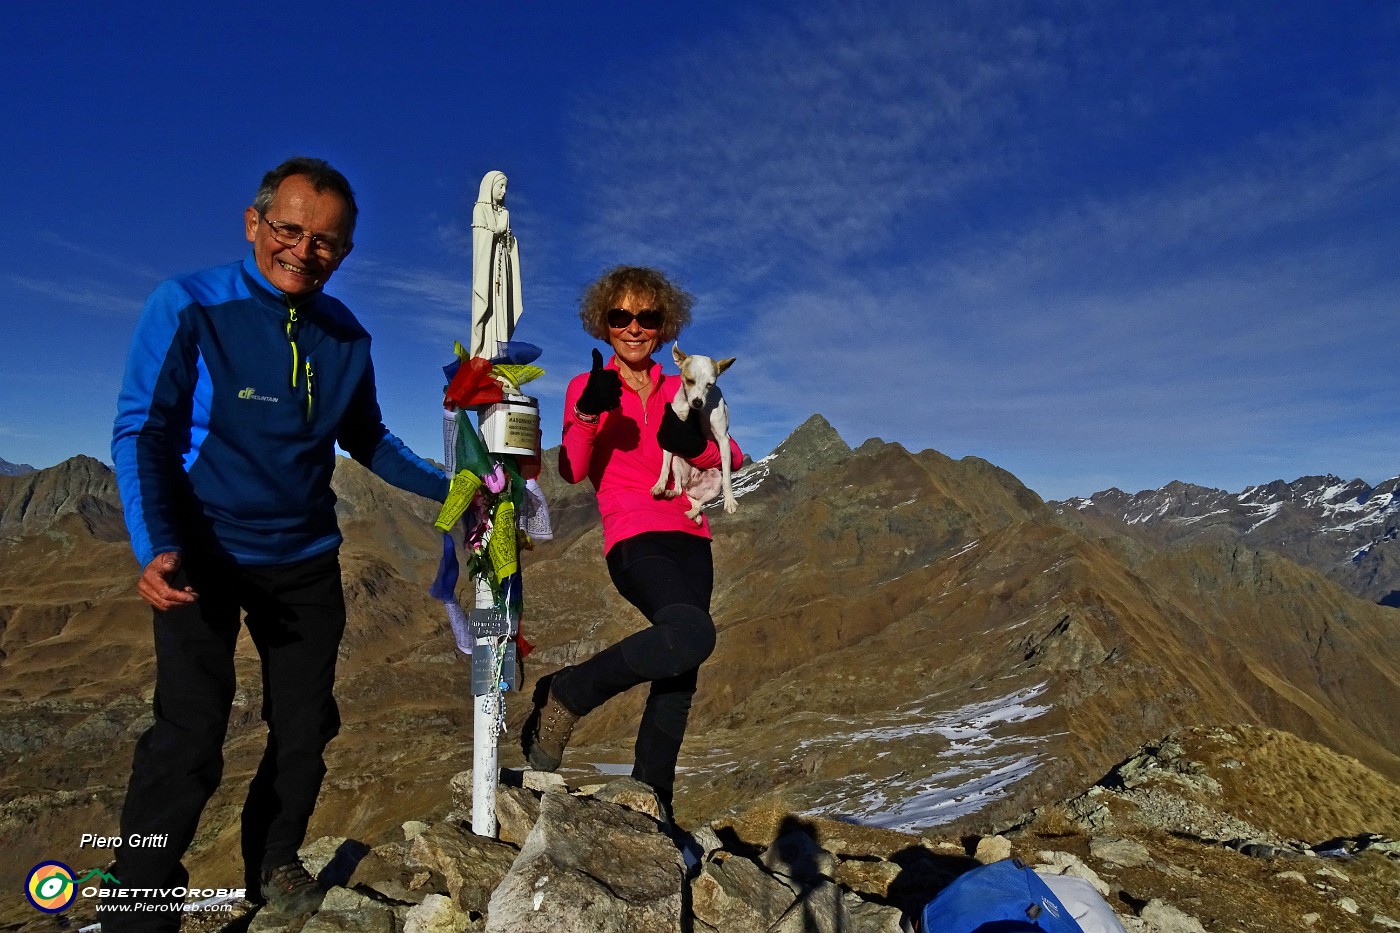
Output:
top-left (465, 169), bottom-right (525, 839)
top-left (471, 575), bottom-right (500, 837)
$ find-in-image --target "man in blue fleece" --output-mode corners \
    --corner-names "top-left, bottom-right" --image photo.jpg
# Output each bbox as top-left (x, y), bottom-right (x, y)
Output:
top-left (108, 157), bottom-right (448, 925)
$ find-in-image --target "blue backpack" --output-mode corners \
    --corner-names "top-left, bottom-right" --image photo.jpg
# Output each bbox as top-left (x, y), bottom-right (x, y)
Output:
top-left (919, 859), bottom-right (1086, 933)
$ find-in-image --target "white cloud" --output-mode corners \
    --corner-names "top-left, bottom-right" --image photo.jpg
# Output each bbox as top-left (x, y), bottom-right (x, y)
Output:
top-left (10, 275), bottom-right (141, 317)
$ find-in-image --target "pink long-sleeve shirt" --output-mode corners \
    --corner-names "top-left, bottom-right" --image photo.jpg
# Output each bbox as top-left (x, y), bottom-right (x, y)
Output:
top-left (559, 357), bottom-right (744, 554)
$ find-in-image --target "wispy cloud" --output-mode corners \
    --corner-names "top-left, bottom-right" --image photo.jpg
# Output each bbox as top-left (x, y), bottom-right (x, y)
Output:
top-left (37, 231), bottom-right (168, 282)
top-left (567, 2), bottom-right (1238, 296)
top-left (10, 275), bottom-right (143, 317)
top-left (556, 1), bottom-right (1400, 496)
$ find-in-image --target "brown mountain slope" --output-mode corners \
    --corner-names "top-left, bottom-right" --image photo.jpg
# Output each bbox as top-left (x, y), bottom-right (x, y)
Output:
top-left (1, 428), bottom-right (1397, 899)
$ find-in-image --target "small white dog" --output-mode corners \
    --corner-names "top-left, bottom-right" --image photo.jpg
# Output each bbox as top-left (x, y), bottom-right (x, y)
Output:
top-left (651, 345), bottom-right (738, 523)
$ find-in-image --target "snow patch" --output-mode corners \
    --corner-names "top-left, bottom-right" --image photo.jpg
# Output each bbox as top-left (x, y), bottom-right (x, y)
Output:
top-left (801, 683), bottom-right (1052, 831)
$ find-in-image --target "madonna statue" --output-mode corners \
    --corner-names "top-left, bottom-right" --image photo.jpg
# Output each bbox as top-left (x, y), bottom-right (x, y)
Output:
top-left (470, 170), bottom-right (523, 359)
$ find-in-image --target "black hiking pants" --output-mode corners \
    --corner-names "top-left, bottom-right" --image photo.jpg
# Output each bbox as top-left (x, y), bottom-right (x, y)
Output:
top-left (553, 531), bottom-right (717, 811)
top-left (99, 548), bottom-right (344, 931)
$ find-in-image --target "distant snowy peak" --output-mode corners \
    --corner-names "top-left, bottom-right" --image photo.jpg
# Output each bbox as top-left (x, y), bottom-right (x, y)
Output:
top-left (1063, 474), bottom-right (1394, 528)
top-left (0, 457), bottom-right (36, 477)
top-left (1053, 473), bottom-right (1400, 605)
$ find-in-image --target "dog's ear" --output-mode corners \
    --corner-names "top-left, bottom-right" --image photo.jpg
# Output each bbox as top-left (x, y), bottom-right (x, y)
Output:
top-left (715, 357), bottom-right (736, 375)
top-left (672, 345), bottom-right (687, 364)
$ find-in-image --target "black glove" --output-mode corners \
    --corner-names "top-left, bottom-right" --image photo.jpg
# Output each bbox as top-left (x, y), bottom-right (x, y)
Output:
top-left (657, 405), bottom-right (707, 459)
top-left (575, 348), bottom-right (623, 416)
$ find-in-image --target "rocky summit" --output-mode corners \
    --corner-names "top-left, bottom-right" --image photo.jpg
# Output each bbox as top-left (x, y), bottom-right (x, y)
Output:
top-left (11, 726), bottom-right (1400, 932)
top-left (1, 418), bottom-right (1398, 931)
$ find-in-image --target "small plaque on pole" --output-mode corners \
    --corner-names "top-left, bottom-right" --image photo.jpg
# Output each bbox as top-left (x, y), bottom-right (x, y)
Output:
top-left (468, 607), bottom-right (514, 637)
top-left (471, 639), bottom-right (518, 696)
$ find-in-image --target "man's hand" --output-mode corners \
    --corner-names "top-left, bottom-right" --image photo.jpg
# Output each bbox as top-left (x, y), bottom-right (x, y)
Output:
top-left (138, 551), bottom-right (199, 611)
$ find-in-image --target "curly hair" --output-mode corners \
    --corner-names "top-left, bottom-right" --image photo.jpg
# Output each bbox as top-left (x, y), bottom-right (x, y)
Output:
top-left (578, 266), bottom-right (693, 344)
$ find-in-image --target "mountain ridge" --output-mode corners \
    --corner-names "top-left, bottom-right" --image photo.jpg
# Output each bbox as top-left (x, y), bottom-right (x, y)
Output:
top-left (1053, 473), bottom-right (1400, 605)
top-left (0, 416), bottom-right (1396, 920)
top-left (0, 457), bottom-right (35, 478)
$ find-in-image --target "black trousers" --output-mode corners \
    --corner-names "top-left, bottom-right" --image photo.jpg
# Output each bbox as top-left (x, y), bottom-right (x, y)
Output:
top-left (554, 531), bottom-right (717, 809)
top-left (101, 549), bottom-right (345, 930)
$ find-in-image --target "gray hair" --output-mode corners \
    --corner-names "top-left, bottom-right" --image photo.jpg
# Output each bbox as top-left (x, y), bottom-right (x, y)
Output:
top-left (252, 157), bottom-right (358, 236)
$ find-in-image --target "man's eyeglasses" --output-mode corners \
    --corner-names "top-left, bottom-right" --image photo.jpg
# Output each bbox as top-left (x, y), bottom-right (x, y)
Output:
top-left (606, 308), bottom-right (663, 330)
top-left (259, 214), bottom-right (348, 260)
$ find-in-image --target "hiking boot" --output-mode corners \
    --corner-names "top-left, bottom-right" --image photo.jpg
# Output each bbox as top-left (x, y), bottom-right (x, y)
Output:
top-left (523, 669), bottom-right (579, 771)
top-left (260, 861), bottom-right (324, 916)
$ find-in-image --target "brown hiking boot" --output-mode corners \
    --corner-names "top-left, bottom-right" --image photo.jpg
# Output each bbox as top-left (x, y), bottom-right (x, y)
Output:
top-left (259, 860), bottom-right (324, 916)
top-left (523, 669), bottom-right (579, 771)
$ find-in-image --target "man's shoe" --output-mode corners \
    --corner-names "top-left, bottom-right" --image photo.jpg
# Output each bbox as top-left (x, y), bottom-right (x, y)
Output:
top-left (523, 669), bottom-right (579, 771)
top-left (260, 861), bottom-right (324, 916)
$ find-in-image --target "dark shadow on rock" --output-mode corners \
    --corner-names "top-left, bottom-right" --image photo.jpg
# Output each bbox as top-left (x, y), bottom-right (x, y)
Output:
top-left (884, 846), bottom-right (979, 920)
top-left (772, 815), bottom-right (842, 932)
top-left (319, 838), bottom-right (372, 888)
top-left (711, 825), bottom-right (765, 861)
top-left (1379, 590), bottom-right (1400, 608)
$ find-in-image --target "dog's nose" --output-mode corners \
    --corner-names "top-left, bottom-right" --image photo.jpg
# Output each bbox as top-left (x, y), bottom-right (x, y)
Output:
top-left (690, 398), bottom-right (704, 410)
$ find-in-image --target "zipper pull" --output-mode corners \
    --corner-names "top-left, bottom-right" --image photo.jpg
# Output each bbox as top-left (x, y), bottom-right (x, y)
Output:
top-left (287, 307), bottom-right (301, 388)
top-left (304, 358), bottom-right (314, 420)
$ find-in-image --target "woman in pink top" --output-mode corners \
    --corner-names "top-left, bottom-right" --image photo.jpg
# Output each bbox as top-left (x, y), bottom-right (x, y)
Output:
top-left (522, 266), bottom-right (742, 818)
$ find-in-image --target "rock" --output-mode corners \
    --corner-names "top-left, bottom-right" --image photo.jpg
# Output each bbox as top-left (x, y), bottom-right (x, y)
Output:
top-left (495, 785), bottom-right (541, 845)
top-left (247, 908), bottom-right (303, 933)
top-left (763, 826), bottom-right (835, 884)
top-left (690, 852), bottom-right (797, 931)
top-left (768, 879), bottom-right (852, 933)
top-left (1271, 870), bottom-right (1308, 884)
top-left (1313, 865), bottom-right (1350, 882)
top-left (1035, 851), bottom-right (1110, 897)
top-left (973, 835), bottom-right (1012, 864)
top-left (348, 841), bottom-right (441, 905)
top-left (1090, 835), bottom-right (1150, 868)
top-left (409, 822), bottom-right (518, 915)
top-left (691, 825), bottom-right (725, 861)
top-left (301, 836), bottom-right (350, 879)
top-left (843, 892), bottom-right (906, 933)
top-left (402, 821), bottom-right (431, 841)
top-left (1138, 898), bottom-right (1207, 933)
top-left (403, 893), bottom-right (474, 933)
top-left (301, 887), bottom-right (395, 933)
top-left (520, 770), bottom-right (567, 793)
top-left (834, 858), bottom-right (901, 898)
top-left (449, 771), bottom-right (474, 811)
top-left (587, 776), bottom-right (666, 822)
top-left (1373, 914), bottom-right (1400, 930)
top-left (1336, 896), bottom-right (1359, 913)
top-left (485, 790), bottom-right (684, 932)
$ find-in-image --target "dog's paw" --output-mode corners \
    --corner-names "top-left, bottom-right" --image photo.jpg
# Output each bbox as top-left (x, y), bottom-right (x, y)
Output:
top-left (650, 482), bottom-right (667, 497)
top-left (723, 498), bottom-right (737, 514)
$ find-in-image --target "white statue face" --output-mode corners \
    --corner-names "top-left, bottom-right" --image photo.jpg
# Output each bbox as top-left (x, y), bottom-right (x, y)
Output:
top-left (492, 175), bottom-right (507, 203)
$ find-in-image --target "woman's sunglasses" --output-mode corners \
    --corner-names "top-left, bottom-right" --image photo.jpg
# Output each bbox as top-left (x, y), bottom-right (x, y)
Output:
top-left (606, 308), bottom-right (664, 330)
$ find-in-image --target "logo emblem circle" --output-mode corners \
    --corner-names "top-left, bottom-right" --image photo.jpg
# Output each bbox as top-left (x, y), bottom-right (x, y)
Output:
top-left (26, 861), bottom-right (77, 913)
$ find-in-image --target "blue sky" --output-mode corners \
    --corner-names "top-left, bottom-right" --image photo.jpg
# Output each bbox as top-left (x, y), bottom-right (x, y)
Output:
top-left (2, 1), bottom-right (1396, 500)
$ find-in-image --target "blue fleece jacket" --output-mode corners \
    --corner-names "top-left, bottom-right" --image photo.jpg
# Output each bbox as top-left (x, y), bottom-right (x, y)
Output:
top-left (113, 254), bottom-right (448, 567)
